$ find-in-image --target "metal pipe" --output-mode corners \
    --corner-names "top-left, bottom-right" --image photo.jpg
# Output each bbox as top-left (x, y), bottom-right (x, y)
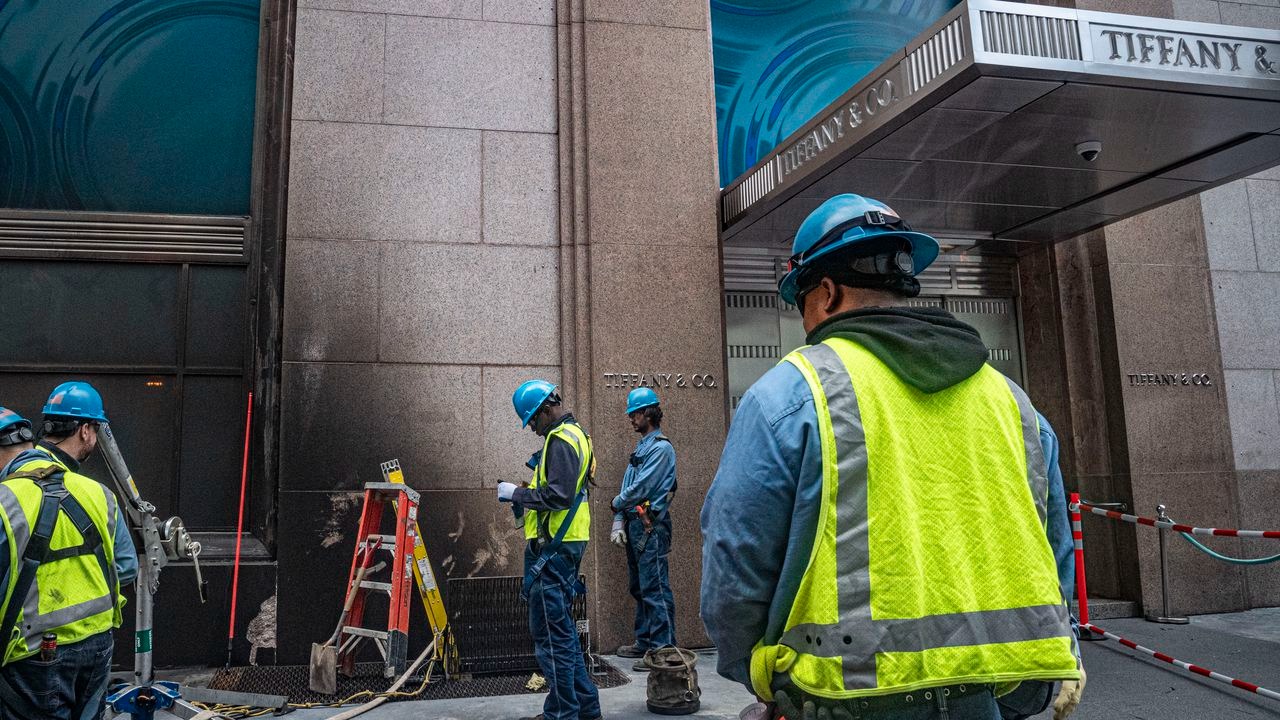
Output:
top-left (1145, 504), bottom-right (1189, 625)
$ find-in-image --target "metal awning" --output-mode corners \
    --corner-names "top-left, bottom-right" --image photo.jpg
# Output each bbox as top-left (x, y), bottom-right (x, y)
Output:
top-left (720, 0), bottom-right (1280, 251)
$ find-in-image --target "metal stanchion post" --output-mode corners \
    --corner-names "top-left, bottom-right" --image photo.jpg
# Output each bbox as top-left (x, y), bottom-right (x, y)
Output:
top-left (1145, 504), bottom-right (1189, 624)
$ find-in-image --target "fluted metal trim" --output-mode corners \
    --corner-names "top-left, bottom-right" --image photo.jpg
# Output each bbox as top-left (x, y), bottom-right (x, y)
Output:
top-left (0, 210), bottom-right (247, 262)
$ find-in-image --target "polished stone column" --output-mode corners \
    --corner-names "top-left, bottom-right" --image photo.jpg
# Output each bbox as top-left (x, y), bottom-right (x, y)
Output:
top-left (557, 0), bottom-right (726, 651)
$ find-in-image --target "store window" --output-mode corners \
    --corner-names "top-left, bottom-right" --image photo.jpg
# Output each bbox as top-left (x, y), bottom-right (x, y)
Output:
top-left (0, 0), bottom-right (261, 215)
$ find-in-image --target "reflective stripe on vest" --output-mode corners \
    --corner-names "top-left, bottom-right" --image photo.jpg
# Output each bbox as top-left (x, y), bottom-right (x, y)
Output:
top-left (749, 338), bottom-right (1078, 700)
top-left (524, 422), bottom-right (593, 542)
top-left (0, 458), bottom-right (123, 664)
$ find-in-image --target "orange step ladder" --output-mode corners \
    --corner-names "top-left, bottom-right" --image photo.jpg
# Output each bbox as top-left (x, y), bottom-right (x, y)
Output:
top-left (336, 482), bottom-right (419, 678)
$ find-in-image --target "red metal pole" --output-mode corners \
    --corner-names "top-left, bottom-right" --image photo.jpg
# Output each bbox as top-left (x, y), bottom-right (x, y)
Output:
top-left (1070, 492), bottom-right (1089, 625)
top-left (226, 391), bottom-right (253, 666)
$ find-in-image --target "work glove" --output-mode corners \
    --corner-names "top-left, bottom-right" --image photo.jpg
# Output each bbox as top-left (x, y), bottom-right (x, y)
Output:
top-left (497, 481), bottom-right (517, 502)
top-left (1053, 668), bottom-right (1086, 720)
top-left (610, 518), bottom-right (626, 547)
top-left (772, 690), bottom-right (854, 720)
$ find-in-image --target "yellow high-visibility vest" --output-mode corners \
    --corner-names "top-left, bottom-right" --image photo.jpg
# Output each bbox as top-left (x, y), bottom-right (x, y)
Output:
top-left (524, 422), bottom-right (593, 542)
top-left (0, 456), bottom-right (123, 665)
top-left (750, 337), bottom-right (1079, 700)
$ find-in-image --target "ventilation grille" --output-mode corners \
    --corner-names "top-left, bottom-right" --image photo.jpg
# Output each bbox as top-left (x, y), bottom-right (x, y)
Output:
top-left (950, 298), bottom-right (1010, 315)
top-left (722, 248), bottom-right (1018, 296)
top-left (907, 18), bottom-right (968, 94)
top-left (728, 345), bottom-right (781, 359)
top-left (990, 348), bottom-right (1012, 362)
top-left (978, 10), bottom-right (1081, 60)
top-left (724, 253), bottom-right (784, 293)
top-left (726, 292), bottom-right (778, 309)
top-left (723, 160), bottom-right (780, 226)
top-left (0, 211), bottom-right (247, 262)
top-left (907, 297), bottom-right (944, 308)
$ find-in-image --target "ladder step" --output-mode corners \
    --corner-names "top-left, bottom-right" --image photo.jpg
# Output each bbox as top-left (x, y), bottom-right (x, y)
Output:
top-left (359, 581), bottom-right (393, 593)
top-left (361, 535), bottom-right (397, 548)
top-left (342, 627), bottom-right (389, 640)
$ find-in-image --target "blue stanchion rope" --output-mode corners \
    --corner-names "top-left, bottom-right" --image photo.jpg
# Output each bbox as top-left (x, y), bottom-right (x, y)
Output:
top-left (1178, 532), bottom-right (1280, 565)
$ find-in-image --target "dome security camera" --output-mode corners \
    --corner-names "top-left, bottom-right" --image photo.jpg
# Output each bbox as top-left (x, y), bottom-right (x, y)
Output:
top-left (1076, 141), bottom-right (1102, 162)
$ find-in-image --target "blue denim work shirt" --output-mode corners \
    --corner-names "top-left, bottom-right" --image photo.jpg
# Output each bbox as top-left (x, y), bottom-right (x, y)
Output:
top-left (612, 430), bottom-right (676, 521)
top-left (700, 360), bottom-right (1075, 690)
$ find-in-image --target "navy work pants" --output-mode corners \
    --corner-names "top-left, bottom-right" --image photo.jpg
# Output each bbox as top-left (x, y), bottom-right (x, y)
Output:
top-left (625, 511), bottom-right (676, 650)
top-left (526, 540), bottom-right (600, 720)
top-left (0, 630), bottom-right (113, 720)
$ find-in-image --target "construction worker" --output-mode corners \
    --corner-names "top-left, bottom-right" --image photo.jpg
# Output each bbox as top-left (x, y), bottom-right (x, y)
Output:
top-left (499, 380), bottom-right (601, 720)
top-left (700, 194), bottom-right (1084, 720)
top-left (610, 387), bottom-right (677, 670)
top-left (0, 383), bottom-right (137, 720)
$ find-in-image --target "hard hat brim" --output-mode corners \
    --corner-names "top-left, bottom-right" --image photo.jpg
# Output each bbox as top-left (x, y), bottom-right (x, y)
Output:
top-left (777, 229), bottom-right (941, 305)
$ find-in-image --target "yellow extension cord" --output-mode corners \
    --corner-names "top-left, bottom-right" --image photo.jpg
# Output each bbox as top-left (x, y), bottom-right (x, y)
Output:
top-left (191, 660), bottom-right (438, 719)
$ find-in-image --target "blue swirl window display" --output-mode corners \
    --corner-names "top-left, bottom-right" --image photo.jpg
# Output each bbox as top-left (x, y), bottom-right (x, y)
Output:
top-left (0, 0), bottom-right (260, 215)
top-left (712, 0), bottom-right (959, 186)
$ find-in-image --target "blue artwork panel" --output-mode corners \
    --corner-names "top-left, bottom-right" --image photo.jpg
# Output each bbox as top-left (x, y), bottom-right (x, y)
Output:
top-left (712, 0), bottom-right (959, 186)
top-left (0, 0), bottom-right (261, 215)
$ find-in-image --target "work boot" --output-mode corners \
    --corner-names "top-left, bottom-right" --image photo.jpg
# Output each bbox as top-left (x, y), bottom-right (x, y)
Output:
top-left (616, 643), bottom-right (646, 658)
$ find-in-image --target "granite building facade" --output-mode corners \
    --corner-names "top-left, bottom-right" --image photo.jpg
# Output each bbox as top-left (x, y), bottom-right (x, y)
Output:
top-left (0, 0), bottom-right (1277, 669)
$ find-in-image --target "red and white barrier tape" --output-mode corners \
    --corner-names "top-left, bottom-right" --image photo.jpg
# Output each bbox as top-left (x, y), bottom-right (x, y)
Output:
top-left (1075, 502), bottom-right (1280, 539)
top-left (1082, 622), bottom-right (1280, 702)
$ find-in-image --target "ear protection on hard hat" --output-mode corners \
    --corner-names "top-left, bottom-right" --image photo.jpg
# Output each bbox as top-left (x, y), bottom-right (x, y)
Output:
top-left (779, 194), bottom-right (940, 306)
top-left (848, 247), bottom-right (916, 277)
top-left (0, 407), bottom-right (34, 447)
top-left (0, 423), bottom-right (33, 447)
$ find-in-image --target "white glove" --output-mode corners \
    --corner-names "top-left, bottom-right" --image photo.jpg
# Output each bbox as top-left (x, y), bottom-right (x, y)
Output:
top-left (1054, 668), bottom-right (1085, 720)
top-left (610, 518), bottom-right (626, 547)
top-left (497, 482), bottom-right (517, 502)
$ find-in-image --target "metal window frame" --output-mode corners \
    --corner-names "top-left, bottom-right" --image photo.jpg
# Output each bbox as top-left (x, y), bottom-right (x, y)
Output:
top-left (0, 0), bottom-right (295, 551)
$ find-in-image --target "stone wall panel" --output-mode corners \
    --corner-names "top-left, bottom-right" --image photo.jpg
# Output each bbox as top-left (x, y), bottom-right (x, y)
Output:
top-left (379, 243), bottom-right (560, 365)
top-left (283, 239), bottom-right (381, 363)
top-left (293, 9), bottom-right (384, 123)
top-left (288, 122), bottom-right (481, 243)
top-left (384, 16), bottom-right (556, 132)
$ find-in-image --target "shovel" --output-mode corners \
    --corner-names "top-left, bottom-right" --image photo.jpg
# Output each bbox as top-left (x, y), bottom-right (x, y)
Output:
top-left (310, 538), bottom-right (383, 694)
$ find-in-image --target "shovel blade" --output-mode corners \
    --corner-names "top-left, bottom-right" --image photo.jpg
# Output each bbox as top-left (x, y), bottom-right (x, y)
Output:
top-left (309, 643), bottom-right (338, 695)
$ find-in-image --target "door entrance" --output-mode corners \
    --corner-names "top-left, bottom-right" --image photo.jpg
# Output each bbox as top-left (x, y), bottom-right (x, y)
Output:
top-left (724, 247), bottom-right (1024, 416)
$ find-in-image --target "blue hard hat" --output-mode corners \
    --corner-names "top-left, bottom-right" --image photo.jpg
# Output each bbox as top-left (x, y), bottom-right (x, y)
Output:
top-left (777, 194), bottom-right (940, 306)
top-left (0, 407), bottom-right (34, 446)
top-left (42, 381), bottom-right (109, 423)
top-left (625, 387), bottom-right (660, 415)
top-left (512, 379), bottom-right (557, 428)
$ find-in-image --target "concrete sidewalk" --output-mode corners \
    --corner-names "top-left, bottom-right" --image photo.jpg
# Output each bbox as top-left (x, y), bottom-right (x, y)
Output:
top-left (134, 608), bottom-right (1280, 720)
top-left (1069, 608), bottom-right (1280, 719)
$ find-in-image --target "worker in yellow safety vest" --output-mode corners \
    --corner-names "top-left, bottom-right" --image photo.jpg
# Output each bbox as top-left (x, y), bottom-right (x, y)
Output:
top-left (0, 384), bottom-right (137, 720)
top-left (498, 380), bottom-right (601, 720)
top-left (700, 194), bottom-right (1084, 720)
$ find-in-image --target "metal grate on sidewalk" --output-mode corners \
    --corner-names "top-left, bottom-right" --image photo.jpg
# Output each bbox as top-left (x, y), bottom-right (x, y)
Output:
top-left (206, 657), bottom-right (628, 706)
